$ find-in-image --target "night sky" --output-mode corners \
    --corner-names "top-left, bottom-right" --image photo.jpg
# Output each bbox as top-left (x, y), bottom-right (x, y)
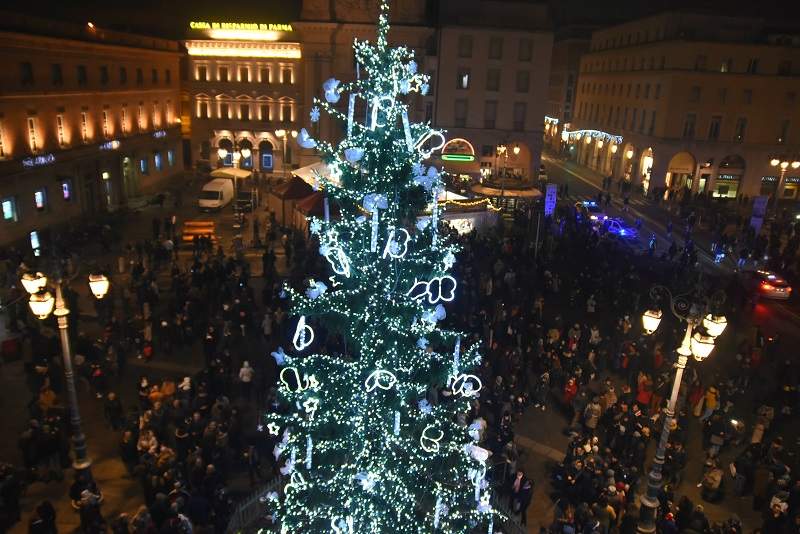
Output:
top-left (1, 0), bottom-right (798, 39)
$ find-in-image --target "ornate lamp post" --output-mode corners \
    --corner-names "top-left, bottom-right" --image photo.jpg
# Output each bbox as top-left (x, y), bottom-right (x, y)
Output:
top-left (769, 156), bottom-right (800, 220)
top-left (637, 286), bottom-right (727, 533)
top-left (20, 271), bottom-right (110, 484)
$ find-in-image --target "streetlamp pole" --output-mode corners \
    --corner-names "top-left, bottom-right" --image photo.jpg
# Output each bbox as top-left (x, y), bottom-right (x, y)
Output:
top-left (53, 281), bottom-right (92, 475)
top-left (637, 322), bottom-right (692, 532)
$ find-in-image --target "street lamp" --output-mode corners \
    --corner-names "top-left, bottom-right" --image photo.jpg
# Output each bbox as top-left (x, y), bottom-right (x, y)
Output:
top-left (769, 156), bottom-right (800, 220)
top-left (513, 144), bottom-right (520, 156)
top-left (637, 286), bottom-right (727, 533)
top-left (20, 270), bottom-right (111, 486)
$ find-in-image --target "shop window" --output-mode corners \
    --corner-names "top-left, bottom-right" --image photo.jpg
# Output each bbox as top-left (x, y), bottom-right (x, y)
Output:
top-left (2, 197), bottom-right (18, 221)
top-left (30, 231), bottom-right (41, 256)
top-left (154, 152), bottom-right (162, 171)
top-left (140, 158), bottom-right (149, 175)
top-left (34, 188), bottom-right (47, 211)
top-left (167, 150), bottom-right (175, 166)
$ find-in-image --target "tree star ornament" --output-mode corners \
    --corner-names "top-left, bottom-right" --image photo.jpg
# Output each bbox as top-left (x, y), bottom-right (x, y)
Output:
top-left (309, 106), bottom-right (320, 123)
top-left (303, 397), bottom-right (320, 419)
top-left (266, 422), bottom-right (280, 435)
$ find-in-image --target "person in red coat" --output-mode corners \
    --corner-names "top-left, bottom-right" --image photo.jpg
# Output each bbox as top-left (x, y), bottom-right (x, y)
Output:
top-left (563, 377), bottom-right (578, 405)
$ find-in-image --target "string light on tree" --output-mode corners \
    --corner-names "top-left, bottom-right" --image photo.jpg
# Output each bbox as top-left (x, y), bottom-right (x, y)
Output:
top-left (262, 2), bottom-right (497, 531)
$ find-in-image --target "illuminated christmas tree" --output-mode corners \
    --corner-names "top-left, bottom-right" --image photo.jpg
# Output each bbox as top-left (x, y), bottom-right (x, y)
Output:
top-left (264, 3), bottom-right (496, 532)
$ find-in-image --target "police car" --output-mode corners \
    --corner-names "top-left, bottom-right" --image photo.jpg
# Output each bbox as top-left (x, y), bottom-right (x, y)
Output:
top-left (574, 200), bottom-right (607, 223)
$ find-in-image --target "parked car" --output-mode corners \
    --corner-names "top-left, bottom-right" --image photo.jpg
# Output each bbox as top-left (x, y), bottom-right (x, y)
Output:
top-left (198, 178), bottom-right (234, 211)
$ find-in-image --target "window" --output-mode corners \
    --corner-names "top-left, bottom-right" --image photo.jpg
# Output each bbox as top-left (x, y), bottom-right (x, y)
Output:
top-left (260, 67), bottom-right (270, 83)
top-left (626, 84), bottom-right (631, 97)
top-left (623, 107), bottom-right (628, 128)
top-left (488, 36), bottom-right (503, 59)
top-left (484, 100), bottom-right (497, 129)
top-left (718, 88), bottom-right (727, 104)
top-left (120, 67), bottom-right (127, 84)
top-left (635, 84), bottom-right (641, 98)
top-left (121, 107), bottom-right (128, 132)
top-left (480, 145), bottom-right (493, 157)
top-left (240, 103), bottom-right (250, 121)
top-left (486, 68), bottom-right (500, 91)
top-left (151, 68), bottom-right (158, 83)
top-left (54, 114), bottom-right (65, 146)
top-left (281, 67), bottom-right (292, 84)
top-left (734, 117), bottom-right (747, 142)
top-left (165, 69), bottom-right (171, 84)
top-left (454, 99), bottom-right (468, 128)
top-left (778, 119), bottom-right (790, 144)
top-left (694, 55), bottom-right (706, 70)
top-left (688, 86), bottom-right (701, 102)
top-left (51, 64), bottom-right (63, 85)
top-left (743, 89), bottom-right (753, 104)
top-left (77, 65), bottom-right (88, 86)
top-left (260, 104), bottom-right (270, 121)
top-left (458, 35), bottom-right (473, 58)
top-left (102, 110), bottom-right (109, 138)
top-left (518, 38), bottom-right (532, 61)
top-left (61, 180), bottom-right (72, 201)
top-left (778, 60), bottom-right (792, 76)
top-left (152, 101), bottom-right (160, 127)
top-left (644, 83), bottom-right (650, 99)
top-left (219, 67), bottom-right (229, 82)
top-left (746, 58), bottom-right (759, 74)
top-left (139, 158), bottom-right (149, 175)
top-left (512, 102), bottom-right (526, 131)
top-left (631, 108), bottom-right (637, 130)
top-left (515, 71), bottom-right (530, 93)
top-left (197, 66), bottom-right (208, 81)
top-left (2, 198), bottom-right (18, 222)
top-left (424, 101), bottom-right (433, 122)
top-left (720, 59), bottom-right (732, 73)
top-left (137, 104), bottom-right (144, 130)
top-left (20, 62), bottom-right (33, 85)
top-left (239, 66), bottom-right (249, 82)
top-left (27, 117), bottom-right (37, 151)
top-left (281, 103), bottom-right (292, 122)
top-left (198, 101), bottom-right (209, 119)
top-left (81, 111), bottom-right (89, 141)
top-left (154, 152), bottom-right (162, 171)
top-left (456, 68), bottom-right (470, 89)
top-left (654, 84), bottom-right (661, 100)
top-left (648, 111), bottom-right (656, 135)
top-left (136, 67), bottom-right (143, 85)
top-left (639, 109), bottom-right (646, 132)
top-left (708, 115), bottom-right (721, 140)
top-left (100, 66), bottom-right (109, 85)
top-left (34, 188), bottom-right (47, 211)
top-left (167, 149), bottom-right (175, 167)
top-left (682, 113), bottom-right (696, 139)
top-left (220, 103), bottom-right (230, 119)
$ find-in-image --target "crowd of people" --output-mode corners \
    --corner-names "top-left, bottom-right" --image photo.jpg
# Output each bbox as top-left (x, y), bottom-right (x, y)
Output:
top-left (1, 169), bottom-right (800, 534)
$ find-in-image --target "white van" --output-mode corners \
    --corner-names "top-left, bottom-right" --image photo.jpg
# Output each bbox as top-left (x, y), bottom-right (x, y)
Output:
top-left (198, 178), bottom-right (234, 211)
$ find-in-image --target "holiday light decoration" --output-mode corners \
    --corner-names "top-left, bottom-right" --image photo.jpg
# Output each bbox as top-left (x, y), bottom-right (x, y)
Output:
top-left (263, 2), bottom-right (496, 532)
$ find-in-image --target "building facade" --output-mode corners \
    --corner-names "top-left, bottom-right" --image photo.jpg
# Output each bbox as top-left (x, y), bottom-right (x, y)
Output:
top-left (544, 27), bottom-right (591, 150)
top-left (569, 12), bottom-right (800, 201)
top-left (430, 0), bottom-right (553, 180)
top-left (0, 13), bottom-right (183, 250)
top-left (183, 22), bottom-right (305, 176)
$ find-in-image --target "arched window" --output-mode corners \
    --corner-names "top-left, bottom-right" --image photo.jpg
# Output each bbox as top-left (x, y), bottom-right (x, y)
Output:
top-left (259, 140), bottom-right (274, 170)
top-left (219, 138), bottom-right (233, 167)
top-left (240, 139), bottom-right (253, 169)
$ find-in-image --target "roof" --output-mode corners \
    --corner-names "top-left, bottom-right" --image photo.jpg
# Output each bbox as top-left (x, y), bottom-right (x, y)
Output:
top-left (292, 161), bottom-right (340, 188)
top-left (272, 175), bottom-right (313, 200)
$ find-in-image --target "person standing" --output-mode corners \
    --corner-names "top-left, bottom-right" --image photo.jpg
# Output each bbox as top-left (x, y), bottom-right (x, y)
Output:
top-left (239, 361), bottom-right (254, 400)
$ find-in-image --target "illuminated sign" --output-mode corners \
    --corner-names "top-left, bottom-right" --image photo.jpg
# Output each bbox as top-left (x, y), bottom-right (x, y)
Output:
top-left (190, 21), bottom-right (293, 32)
top-left (442, 154), bottom-right (475, 162)
top-left (153, 130), bottom-right (167, 138)
top-left (22, 154), bottom-right (55, 168)
top-left (100, 140), bottom-right (120, 150)
top-left (185, 41), bottom-right (301, 58)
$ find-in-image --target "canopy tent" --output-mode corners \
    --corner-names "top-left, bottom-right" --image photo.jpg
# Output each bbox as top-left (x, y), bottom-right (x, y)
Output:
top-left (210, 168), bottom-right (253, 180)
top-left (293, 191), bottom-right (341, 232)
top-left (470, 184), bottom-right (542, 199)
top-left (292, 161), bottom-right (341, 188)
top-left (267, 176), bottom-right (314, 226)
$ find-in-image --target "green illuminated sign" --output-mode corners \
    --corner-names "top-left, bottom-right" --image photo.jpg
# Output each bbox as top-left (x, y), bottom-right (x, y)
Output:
top-left (441, 154), bottom-right (475, 162)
